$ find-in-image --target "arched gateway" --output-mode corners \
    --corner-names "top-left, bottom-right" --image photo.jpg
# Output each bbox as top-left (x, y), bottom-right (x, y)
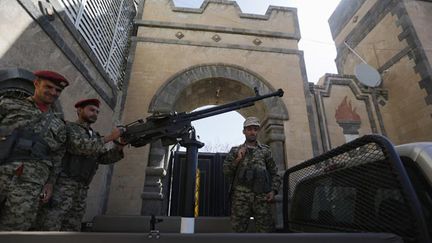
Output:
top-left (141, 64), bottom-right (289, 215)
top-left (149, 64), bottom-right (288, 118)
top-left (107, 0), bottom-right (316, 216)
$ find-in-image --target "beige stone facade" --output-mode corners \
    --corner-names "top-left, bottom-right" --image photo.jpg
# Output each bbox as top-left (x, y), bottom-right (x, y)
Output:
top-left (108, 0), bottom-right (316, 215)
top-left (328, 0), bottom-right (432, 146)
top-left (310, 74), bottom-right (387, 152)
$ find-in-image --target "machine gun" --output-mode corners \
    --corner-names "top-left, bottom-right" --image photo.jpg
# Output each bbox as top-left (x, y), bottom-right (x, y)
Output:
top-left (120, 88), bottom-right (284, 147)
top-left (120, 88), bottom-right (283, 233)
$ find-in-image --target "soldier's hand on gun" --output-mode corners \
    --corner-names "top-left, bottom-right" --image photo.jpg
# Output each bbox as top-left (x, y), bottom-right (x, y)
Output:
top-left (113, 137), bottom-right (128, 150)
top-left (40, 183), bottom-right (53, 204)
top-left (265, 191), bottom-right (275, 203)
top-left (234, 145), bottom-right (247, 165)
top-left (103, 127), bottom-right (123, 143)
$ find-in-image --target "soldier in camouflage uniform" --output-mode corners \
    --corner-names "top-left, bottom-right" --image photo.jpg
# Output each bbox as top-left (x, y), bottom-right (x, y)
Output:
top-left (36, 98), bottom-right (125, 231)
top-left (223, 117), bottom-right (281, 233)
top-left (0, 70), bottom-right (68, 230)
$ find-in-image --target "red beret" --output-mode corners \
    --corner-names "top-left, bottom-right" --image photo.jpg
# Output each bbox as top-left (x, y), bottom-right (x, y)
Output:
top-left (34, 70), bottom-right (69, 88)
top-left (74, 98), bottom-right (100, 108)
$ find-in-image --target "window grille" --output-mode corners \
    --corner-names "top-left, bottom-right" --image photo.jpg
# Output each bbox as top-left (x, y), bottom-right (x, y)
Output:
top-left (58, 0), bottom-right (136, 89)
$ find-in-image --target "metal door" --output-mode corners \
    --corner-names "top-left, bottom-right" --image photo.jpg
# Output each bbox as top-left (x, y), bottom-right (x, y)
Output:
top-left (168, 151), bottom-right (230, 216)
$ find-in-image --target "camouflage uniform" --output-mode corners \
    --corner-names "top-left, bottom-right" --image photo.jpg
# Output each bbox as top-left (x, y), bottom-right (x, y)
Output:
top-left (223, 142), bottom-right (281, 233)
top-left (0, 97), bottom-right (66, 230)
top-left (36, 121), bottom-right (124, 231)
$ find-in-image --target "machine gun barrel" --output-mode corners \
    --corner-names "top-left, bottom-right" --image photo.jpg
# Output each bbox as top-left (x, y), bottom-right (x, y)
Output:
top-left (175, 88), bottom-right (284, 123)
top-left (121, 88), bottom-right (284, 147)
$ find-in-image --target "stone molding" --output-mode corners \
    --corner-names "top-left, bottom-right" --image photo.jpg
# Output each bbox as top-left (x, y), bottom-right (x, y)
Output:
top-left (393, 1), bottom-right (432, 106)
top-left (165, 0), bottom-right (297, 21)
top-left (133, 37), bottom-right (301, 55)
top-left (313, 74), bottom-right (387, 151)
top-left (298, 54), bottom-right (320, 156)
top-left (328, 0), bottom-right (366, 39)
top-left (134, 20), bottom-right (300, 40)
top-left (261, 116), bottom-right (286, 143)
top-left (146, 167), bottom-right (167, 177)
top-left (337, 120), bottom-right (361, 135)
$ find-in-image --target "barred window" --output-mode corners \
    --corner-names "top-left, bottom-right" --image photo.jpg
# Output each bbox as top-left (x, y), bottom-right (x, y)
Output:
top-left (58, 0), bottom-right (136, 88)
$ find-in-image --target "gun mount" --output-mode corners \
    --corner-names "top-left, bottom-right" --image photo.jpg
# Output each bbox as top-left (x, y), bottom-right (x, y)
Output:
top-left (121, 88), bottom-right (284, 147)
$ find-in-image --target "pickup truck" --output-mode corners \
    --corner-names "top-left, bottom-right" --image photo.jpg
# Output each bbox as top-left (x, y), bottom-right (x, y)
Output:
top-left (283, 135), bottom-right (431, 243)
top-left (0, 135), bottom-right (429, 243)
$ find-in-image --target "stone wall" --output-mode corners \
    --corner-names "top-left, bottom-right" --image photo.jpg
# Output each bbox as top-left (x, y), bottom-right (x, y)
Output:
top-left (311, 74), bottom-right (387, 152)
top-left (328, 0), bottom-right (432, 145)
top-left (108, 0), bottom-right (316, 215)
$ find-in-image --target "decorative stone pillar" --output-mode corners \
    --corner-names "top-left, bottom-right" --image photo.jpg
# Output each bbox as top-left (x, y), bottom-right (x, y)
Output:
top-left (260, 115), bottom-right (286, 229)
top-left (261, 116), bottom-right (286, 170)
top-left (141, 141), bottom-right (168, 215)
top-left (335, 96), bottom-right (362, 142)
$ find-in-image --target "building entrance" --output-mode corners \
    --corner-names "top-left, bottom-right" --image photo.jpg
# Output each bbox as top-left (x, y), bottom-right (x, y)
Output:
top-left (168, 152), bottom-right (230, 216)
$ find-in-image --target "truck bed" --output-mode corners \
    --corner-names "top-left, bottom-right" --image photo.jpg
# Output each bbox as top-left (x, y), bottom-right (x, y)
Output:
top-left (0, 232), bottom-right (402, 243)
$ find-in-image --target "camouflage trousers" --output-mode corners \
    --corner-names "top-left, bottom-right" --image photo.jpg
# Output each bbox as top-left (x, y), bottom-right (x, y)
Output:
top-left (35, 176), bottom-right (88, 231)
top-left (0, 162), bottom-right (47, 231)
top-left (230, 187), bottom-right (275, 233)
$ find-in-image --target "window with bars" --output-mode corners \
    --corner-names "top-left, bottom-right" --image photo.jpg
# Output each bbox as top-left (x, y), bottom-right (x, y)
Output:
top-left (58, 0), bottom-right (136, 89)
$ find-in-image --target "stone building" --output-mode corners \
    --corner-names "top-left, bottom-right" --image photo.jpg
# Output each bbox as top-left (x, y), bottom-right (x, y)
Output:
top-left (1, 0), bottom-right (431, 223)
top-left (108, 0), bottom-right (316, 216)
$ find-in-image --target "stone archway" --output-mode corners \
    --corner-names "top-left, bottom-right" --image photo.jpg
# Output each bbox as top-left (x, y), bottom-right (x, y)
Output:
top-left (149, 64), bottom-right (288, 119)
top-left (141, 64), bottom-right (288, 215)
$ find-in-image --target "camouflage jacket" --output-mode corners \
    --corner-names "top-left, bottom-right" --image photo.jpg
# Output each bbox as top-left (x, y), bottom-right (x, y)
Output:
top-left (223, 142), bottom-right (281, 193)
top-left (0, 96), bottom-right (66, 185)
top-left (64, 121), bottom-right (123, 165)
